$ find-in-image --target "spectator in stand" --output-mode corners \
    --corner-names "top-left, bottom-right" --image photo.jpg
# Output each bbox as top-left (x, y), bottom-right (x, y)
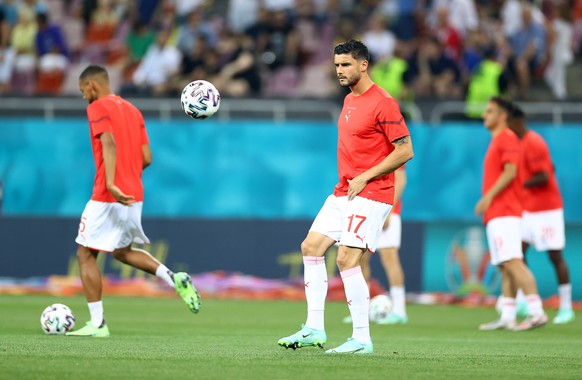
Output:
top-left (227, 0), bottom-right (260, 34)
top-left (61, 3), bottom-right (86, 63)
top-left (409, 36), bottom-right (462, 99)
top-left (176, 8), bottom-right (217, 56)
top-left (0, 8), bottom-right (15, 94)
top-left (428, 0), bottom-right (478, 38)
top-left (502, 0), bottom-right (545, 39)
top-left (123, 19), bottom-right (155, 78)
top-left (131, 28), bottom-right (182, 95)
top-left (544, 4), bottom-right (573, 100)
top-left (362, 14), bottom-right (396, 63)
top-left (431, 6), bottom-right (463, 62)
top-left (11, 6), bottom-right (37, 75)
top-left (256, 8), bottom-right (300, 70)
top-left (210, 32), bottom-right (261, 97)
top-left (0, 0), bottom-right (19, 26)
top-left (507, 4), bottom-right (547, 99)
top-left (371, 41), bottom-right (413, 101)
top-left (35, 11), bottom-right (69, 71)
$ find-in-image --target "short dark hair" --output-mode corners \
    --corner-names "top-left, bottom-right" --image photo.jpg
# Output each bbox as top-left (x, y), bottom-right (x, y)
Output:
top-left (333, 40), bottom-right (370, 61)
top-left (79, 65), bottom-right (109, 82)
top-left (489, 96), bottom-right (514, 115)
top-left (509, 103), bottom-right (525, 120)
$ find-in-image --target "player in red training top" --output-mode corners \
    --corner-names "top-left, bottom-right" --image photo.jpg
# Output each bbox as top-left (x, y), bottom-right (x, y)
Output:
top-left (67, 65), bottom-right (201, 337)
top-left (344, 165), bottom-right (408, 325)
top-left (508, 105), bottom-right (574, 324)
top-left (475, 97), bottom-right (547, 332)
top-left (278, 40), bottom-right (414, 354)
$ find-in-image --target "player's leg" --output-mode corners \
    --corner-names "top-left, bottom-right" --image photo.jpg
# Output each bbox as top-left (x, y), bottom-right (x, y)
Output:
top-left (278, 231), bottom-right (334, 349)
top-left (548, 249), bottom-right (575, 324)
top-left (377, 247), bottom-right (408, 324)
top-left (66, 245), bottom-right (110, 337)
top-left (119, 202), bottom-right (201, 313)
top-left (342, 251), bottom-right (372, 324)
top-left (506, 259), bottom-right (548, 330)
top-left (325, 197), bottom-right (390, 354)
top-left (481, 217), bottom-right (524, 330)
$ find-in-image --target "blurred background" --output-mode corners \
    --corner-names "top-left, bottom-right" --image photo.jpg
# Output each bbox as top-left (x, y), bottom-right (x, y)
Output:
top-left (0, 0), bottom-right (581, 302)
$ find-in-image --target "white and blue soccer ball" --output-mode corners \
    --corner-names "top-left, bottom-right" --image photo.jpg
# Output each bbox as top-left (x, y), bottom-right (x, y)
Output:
top-left (40, 303), bottom-right (75, 335)
top-left (369, 294), bottom-right (393, 322)
top-left (180, 80), bottom-right (221, 120)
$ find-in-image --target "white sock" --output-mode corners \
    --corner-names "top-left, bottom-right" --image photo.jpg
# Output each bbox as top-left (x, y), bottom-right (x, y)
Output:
top-left (558, 284), bottom-right (572, 311)
top-left (500, 297), bottom-right (516, 322)
top-left (88, 301), bottom-right (104, 327)
top-left (303, 256), bottom-right (327, 331)
top-left (390, 286), bottom-right (406, 317)
top-left (341, 266), bottom-right (371, 345)
top-left (155, 264), bottom-right (175, 288)
top-left (516, 288), bottom-right (526, 304)
top-left (525, 294), bottom-right (544, 317)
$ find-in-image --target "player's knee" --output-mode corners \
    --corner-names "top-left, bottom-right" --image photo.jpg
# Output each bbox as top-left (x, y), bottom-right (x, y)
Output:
top-left (300, 239), bottom-right (318, 257)
top-left (112, 248), bottom-right (130, 263)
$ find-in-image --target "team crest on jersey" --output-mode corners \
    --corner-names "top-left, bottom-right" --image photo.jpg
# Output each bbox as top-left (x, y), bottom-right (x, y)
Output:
top-left (445, 226), bottom-right (500, 296)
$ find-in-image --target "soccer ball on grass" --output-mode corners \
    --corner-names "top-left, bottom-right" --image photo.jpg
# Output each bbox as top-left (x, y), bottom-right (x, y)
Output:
top-left (40, 303), bottom-right (76, 335)
top-left (369, 294), bottom-right (393, 322)
top-left (180, 80), bottom-right (221, 120)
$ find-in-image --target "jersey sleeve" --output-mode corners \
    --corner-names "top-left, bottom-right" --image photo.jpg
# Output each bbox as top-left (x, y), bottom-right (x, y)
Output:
top-left (376, 98), bottom-right (410, 142)
top-left (526, 137), bottom-right (550, 174)
top-left (499, 132), bottom-right (520, 166)
top-left (87, 102), bottom-right (113, 138)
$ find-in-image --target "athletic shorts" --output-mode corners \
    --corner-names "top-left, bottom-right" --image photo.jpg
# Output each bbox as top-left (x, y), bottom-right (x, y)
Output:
top-left (521, 209), bottom-right (565, 251)
top-left (310, 195), bottom-right (392, 252)
top-left (376, 213), bottom-right (401, 250)
top-left (75, 200), bottom-right (149, 253)
top-left (485, 216), bottom-right (523, 266)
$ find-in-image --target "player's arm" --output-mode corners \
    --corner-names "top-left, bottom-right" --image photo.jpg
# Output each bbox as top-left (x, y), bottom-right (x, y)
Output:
top-left (383, 167), bottom-right (407, 229)
top-left (524, 171), bottom-right (548, 188)
top-left (142, 144), bottom-right (152, 169)
top-left (100, 132), bottom-right (135, 205)
top-left (347, 135), bottom-right (414, 200)
top-left (474, 162), bottom-right (517, 216)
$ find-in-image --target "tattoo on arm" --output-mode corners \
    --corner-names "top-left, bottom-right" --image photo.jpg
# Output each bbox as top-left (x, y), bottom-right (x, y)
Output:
top-left (393, 136), bottom-right (409, 146)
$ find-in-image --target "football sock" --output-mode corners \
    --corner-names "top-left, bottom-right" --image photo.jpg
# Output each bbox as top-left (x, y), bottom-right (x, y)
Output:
top-left (303, 256), bottom-right (327, 331)
top-left (516, 288), bottom-right (526, 304)
top-left (390, 286), bottom-right (406, 317)
top-left (155, 264), bottom-right (175, 288)
top-left (525, 294), bottom-right (544, 317)
top-left (88, 300), bottom-right (104, 327)
top-left (500, 297), bottom-right (516, 321)
top-left (558, 283), bottom-right (572, 311)
top-left (341, 266), bottom-right (371, 345)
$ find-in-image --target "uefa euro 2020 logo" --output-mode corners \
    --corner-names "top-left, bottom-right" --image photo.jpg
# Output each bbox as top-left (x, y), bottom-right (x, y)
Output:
top-left (445, 227), bottom-right (500, 296)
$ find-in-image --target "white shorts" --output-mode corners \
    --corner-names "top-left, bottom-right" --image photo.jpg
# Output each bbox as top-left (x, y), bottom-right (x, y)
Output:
top-left (310, 195), bottom-right (392, 252)
top-left (376, 213), bottom-right (401, 249)
top-left (485, 216), bottom-right (523, 266)
top-left (75, 200), bottom-right (149, 253)
top-left (521, 209), bottom-right (565, 251)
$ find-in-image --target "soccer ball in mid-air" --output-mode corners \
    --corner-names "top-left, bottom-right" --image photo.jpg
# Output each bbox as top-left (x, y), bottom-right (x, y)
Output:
top-left (369, 294), bottom-right (393, 322)
top-left (40, 303), bottom-right (76, 335)
top-left (180, 80), bottom-right (221, 120)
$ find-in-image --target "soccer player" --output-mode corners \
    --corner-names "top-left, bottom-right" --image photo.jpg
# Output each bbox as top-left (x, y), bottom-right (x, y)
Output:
top-left (278, 40), bottom-right (413, 354)
top-left (344, 165), bottom-right (408, 325)
top-left (507, 105), bottom-right (574, 324)
top-left (476, 97), bottom-right (547, 331)
top-left (67, 65), bottom-right (201, 337)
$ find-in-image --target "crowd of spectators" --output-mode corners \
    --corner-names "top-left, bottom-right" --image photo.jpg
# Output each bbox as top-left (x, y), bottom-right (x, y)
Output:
top-left (0, 0), bottom-right (578, 102)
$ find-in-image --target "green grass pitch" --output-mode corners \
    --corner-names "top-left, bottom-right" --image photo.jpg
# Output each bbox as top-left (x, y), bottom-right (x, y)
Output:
top-left (1, 295), bottom-right (581, 379)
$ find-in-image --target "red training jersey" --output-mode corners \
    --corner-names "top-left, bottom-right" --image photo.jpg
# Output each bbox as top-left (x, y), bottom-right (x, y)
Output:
top-left (87, 95), bottom-right (149, 203)
top-left (519, 130), bottom-right (563, 211)
top-left (482, 128), bottom-right (522, 224)
top-left (334, 84), bottom-right (410, 204)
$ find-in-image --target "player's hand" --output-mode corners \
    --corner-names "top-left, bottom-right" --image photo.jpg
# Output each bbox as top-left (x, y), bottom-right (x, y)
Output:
top-left (347, 175), bottom-right (368, 200)
top-left (107, 185), bottom-right (135, 206)
top-left (474, 196), bottom-right (491, 216)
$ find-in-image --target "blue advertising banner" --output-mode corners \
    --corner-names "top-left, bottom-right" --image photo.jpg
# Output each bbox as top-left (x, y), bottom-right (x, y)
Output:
top-left (1, 119), bottom-right (581, 222)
